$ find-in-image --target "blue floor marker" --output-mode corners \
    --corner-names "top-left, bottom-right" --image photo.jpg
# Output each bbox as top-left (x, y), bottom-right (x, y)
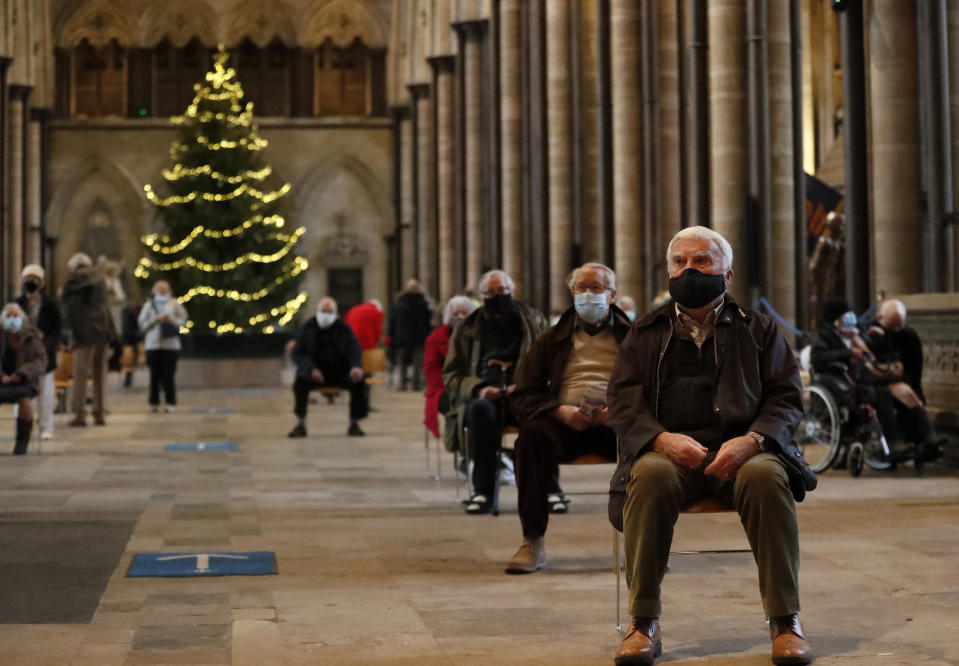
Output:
top-left (191, 406), bottom-right (236, 414)
top-left (165, 441), bottom-right (237, 451)
top-left (128, 551), bottom-right (277, 577)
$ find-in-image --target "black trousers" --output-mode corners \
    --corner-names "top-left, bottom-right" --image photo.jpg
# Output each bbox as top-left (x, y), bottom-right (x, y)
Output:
top-left (395, 345), bottom-right (424, 390)
top-left (146, 349), bottom-right (179, 406)
top-left (293, 372), bottom-right (368, 421)
top-left (515, 417), bottom-right (617, 538)
top-left (465, 397), bottom-right (520, 498)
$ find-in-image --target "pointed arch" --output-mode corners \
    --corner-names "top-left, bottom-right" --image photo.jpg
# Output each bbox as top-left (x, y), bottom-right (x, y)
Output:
top-left (55, 0), bottom-right (136, 48)
top-left (137, 0), bottom-right (217, 48)
top-left (304, 0), bottom-right (389, 49)
top-left (224, 0), bottom-right (298, 48)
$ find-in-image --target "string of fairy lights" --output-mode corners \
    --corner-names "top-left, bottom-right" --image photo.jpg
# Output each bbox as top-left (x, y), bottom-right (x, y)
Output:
top-left (141, 45), bottom-right (309, 334)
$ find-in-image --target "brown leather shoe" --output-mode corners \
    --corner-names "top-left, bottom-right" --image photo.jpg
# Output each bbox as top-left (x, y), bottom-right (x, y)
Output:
top-left (769, 614), bottom-right (812, 665)
top-left (614, 617), bottom-right (661, 665)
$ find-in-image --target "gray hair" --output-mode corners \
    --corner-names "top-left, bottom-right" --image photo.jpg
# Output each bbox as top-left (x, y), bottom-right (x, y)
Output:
top-left (477, 269), bottom-right (515, 294)
top-left (666, 226), bottom-right (734, 273)
top-left (443, 295), bottom-right (477, 325)
top-left (317, 297), bottom-right (338, 315)
top-left (566, 262), bottom-right (617, 291)
top-left (67, 252), bottom-right (93, 272)
top-left (2, 303), bottom-right (27, 319)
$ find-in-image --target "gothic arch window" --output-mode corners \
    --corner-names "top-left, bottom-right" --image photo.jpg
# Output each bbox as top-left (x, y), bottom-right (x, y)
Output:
top-left (154, 38), bottom-right (208, 117)
top-left (314, 37), bottom-right (385, 117)
top-left (234, 36), bottom-right (291, 117)
top-left (61, 38), bottom-right (128, 118)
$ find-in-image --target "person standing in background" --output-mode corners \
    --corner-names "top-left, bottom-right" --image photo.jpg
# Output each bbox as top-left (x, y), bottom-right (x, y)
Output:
top-left (16, 265), bottom-right (61, 441)
top-left (60, 252), bottom-right (114, 427)
top-left (138, 281), bottom-right (188, 413)
top-left (389, 279), bottom-right (432, 391)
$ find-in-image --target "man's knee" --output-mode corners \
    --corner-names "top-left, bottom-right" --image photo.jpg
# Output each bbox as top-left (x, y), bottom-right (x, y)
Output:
top-left (626, 452), bottom-right (682, 499)
top-left (466, 398), bottom-right (497, 423)
top-left (734, 453), bottom-right (791, 501)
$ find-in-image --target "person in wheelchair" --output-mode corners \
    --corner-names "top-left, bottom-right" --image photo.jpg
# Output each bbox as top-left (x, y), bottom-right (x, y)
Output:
top-left (442, 270), bottom-right (547, 514)
top-left (864, 300), bottom-right (942, 462)
top-left (810, 300), bottom-right (903, 453)
top-left (505, 263), bottom-right (630, 574)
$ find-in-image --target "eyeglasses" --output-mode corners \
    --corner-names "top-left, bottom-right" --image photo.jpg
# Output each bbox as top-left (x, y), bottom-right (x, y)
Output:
top-left (571, 284), bottom-right (610, 295)
top-left (481, 287), bottom-right (511, 297)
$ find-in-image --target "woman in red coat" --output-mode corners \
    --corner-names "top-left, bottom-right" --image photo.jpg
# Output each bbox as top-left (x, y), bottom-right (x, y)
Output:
top-left (424, 296), bottom-right (476, 437)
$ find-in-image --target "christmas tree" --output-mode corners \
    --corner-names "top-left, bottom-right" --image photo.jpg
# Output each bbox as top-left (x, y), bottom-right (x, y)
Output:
top-left (136, 45), bottom-right (308, 335)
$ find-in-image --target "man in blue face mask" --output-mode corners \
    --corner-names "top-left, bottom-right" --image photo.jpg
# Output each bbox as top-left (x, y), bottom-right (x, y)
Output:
top-left (608, 227), bottom-right (815, 666)
top-left (506, 263), bottom-right (632, 573)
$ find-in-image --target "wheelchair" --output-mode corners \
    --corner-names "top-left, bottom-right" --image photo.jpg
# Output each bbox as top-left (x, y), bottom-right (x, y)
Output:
top-left (797, 365), bottom-right (896, 477)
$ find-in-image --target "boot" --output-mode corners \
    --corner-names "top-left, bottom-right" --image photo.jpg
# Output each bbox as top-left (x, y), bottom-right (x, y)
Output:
top-left (13, 419), bottom-right (32, 455)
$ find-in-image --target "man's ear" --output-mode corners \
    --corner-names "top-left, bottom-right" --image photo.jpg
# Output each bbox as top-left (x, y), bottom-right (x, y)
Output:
top-left (725, 268), bottom-right (734, 285)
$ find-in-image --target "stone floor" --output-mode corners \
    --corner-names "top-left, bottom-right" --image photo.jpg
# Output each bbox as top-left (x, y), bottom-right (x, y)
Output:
top-left (0, 381), bottom-right (958, 665)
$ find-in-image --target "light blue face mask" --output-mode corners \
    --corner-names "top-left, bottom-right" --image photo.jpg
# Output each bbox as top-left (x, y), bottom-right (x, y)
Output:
top-left (840, 311), bottom-right (858, 328)
top-left (154, 293), bottom-right (170, 305)
top-left (574, 292), bottom-right (609, 324)
top-left (2, 316), bottom-right (23, 333)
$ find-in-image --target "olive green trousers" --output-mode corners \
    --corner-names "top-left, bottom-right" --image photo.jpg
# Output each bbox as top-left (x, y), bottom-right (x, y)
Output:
top-left (623, 451), bottom-right (801, 619)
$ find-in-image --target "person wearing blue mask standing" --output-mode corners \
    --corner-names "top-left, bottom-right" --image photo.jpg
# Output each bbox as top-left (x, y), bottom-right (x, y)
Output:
top-left (138, 280), bottom-right (189, 413)
top-left (505, 263), bottom-right (631, 573)
top-left (0, 303), bottom-right (47, 454)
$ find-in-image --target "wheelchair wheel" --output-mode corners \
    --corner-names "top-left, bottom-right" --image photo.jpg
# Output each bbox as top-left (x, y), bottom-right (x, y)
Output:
top-left (848, 441), bottom-right (865, 477)
top-left (798, 384), bottom-right (841, 473)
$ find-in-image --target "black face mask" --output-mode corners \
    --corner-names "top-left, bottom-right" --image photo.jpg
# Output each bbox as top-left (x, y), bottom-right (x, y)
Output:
top-left (23, 281), bottom-right (39, 294)
top-left (483, 293), bottom-right (514, 315)
top-left (668, 269), bottom-right (726, 309)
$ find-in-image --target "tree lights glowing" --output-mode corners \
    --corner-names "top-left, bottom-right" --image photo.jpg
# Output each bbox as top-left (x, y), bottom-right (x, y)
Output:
top-left (137, 45), bottom-right (308, 334)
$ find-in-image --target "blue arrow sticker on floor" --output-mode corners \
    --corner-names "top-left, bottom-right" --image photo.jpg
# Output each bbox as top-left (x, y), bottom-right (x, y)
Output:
top-left (191, 406), bottom-right (236, 414)
top-left (127, 551), bottom-right (276, 577)
top-left (165, 442), bottom-right (237, 451)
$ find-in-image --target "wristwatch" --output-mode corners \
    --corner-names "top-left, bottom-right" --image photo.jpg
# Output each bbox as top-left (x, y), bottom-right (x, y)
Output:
top-left (747, 431), bottom-right (766, 450)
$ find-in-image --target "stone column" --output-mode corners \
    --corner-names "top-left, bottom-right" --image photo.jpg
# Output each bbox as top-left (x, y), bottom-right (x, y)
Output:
top-left (456, 21), bottom-right (487, 289)
top-left (8, 86), bottom-right (31, 286)
top-left (399, 110), bottom-right (417, 283)
top-left (500, 0), bottom-right (524, 291)
top-left (768, 0), bottom-right (796, 322)
top-left (610, 0), bottom-right (644, 304)
top-left (658, 0), bottom-right (682, 285)
top-left (26, 110), bottom-right (43, 265)
top-left (409, 83), bottom-right (436, 296)
top-left (869, 0), bottom-right (922, 297)
top-left (949, 0), bottom-right (959, 288)
top-left (709, 0), bottom-right (748, 303)
top-left (576, 0), bottom-right (601, 261)
top-left (430, 56), bottom-right (457, 300)
top-left (547, 0), bottom-right (574, 312)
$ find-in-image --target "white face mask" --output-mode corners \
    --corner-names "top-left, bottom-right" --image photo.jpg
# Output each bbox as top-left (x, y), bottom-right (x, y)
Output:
top-left (2, 315), bottom-right (23, 333)
top-left (316, 312), bottom-right (337, 328)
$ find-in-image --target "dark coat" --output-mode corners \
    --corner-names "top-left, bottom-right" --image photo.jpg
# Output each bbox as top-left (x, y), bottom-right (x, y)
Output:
top-left (60, 266), bottom-right (114, 346)
top-left (16, 295), bottom-right (61, 373)
top-left (388, 292), bottom-right (433, 348)
top-left (510, 305), bottom-right (632, 425)
top-left (810, 323), bottom-right (852, 374)
top-left (291, 318), bottom-right (362, 377)
top-left (0, 323), bottom-right (48, 393)
top-left (441, 301), bottom-right (547, 453)
top-left (606, 298), bottom-right (812, 531)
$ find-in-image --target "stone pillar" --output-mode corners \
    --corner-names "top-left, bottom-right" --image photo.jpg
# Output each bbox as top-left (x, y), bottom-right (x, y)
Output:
top-left (547, 0), bottom-right (574, 312)
top-left (399, 110), bottom-right (417, 284)
top-left (26, 110), bottom-right (43, 265)
top-left (709, 0), bottom-right (748, 303)
top-left (610, 0), bottom-right (644, 304)
top-left (768, 0), bottom-right (796, 322)
top-left (430, 56), bottom-right (457, 300)
top-left (576, 0), bottom-right (601, 261)
top-left (869, 0), bottom-right (922, 297)
top-left (658, 0), bottom-right (682, 288)
top-left (8, 86), bottom-right (31, 287)
top-left (949, 0), bottom-right (959, 288)
top-left (410, 83), bottom-right (436, 296)
top-left (500, 0), bottom-right (524, 291)
top-left (456, 21), bottom-right (487, 289)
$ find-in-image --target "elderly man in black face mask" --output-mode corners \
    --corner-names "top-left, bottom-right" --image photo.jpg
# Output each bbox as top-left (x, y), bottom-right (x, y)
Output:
top-left (608, 226), bottom-right (815, 666)
top-left (443, 270), bottom-right (547, 514)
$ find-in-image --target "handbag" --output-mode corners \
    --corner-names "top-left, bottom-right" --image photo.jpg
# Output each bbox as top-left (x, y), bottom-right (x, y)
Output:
top-left (159, 321), bottom-right (180, 339)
